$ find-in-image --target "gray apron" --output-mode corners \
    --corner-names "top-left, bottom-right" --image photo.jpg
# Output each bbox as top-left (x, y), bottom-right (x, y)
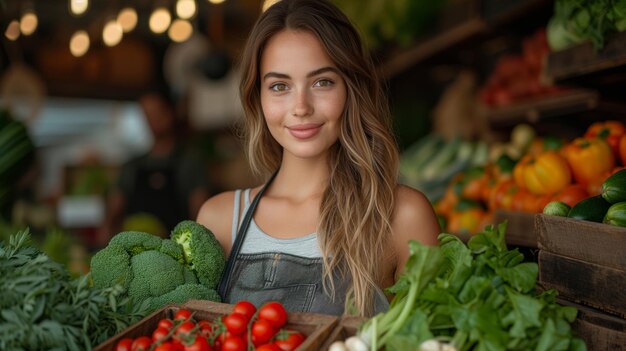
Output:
top-left (217, 172), bottom-right (389, 315)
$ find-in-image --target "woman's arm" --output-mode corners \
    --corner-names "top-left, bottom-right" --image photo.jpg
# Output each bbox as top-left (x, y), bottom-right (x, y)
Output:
top-left (391, 185), bottom-right (441, 280)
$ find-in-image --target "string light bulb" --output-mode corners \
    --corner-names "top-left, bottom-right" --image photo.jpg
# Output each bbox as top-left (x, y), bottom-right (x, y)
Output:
top-left (149, 7), bottom-right (172, 34)
top-left (176, 0), bottom-right (196, 19)
top-left (102, 19), bottom-right (123, 47)
top-left (208, 0), bottom-right (226, 4)
top-left (168, 19), bottom-right (193, 42)
top-left (20, 11), bottom-right (38, 36)
top-left (70, 0), bottom-right (89, 16)
top-left (70, 30), bottom-right (90, 57)
top-left (5, 20), bottom-right (20, 41)
top-left (117, 7), bottom-right (138, 33)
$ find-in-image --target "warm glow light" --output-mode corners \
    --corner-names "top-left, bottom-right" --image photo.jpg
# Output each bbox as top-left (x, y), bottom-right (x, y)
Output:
top-left (70, 0), bottom-right (89, 15)
top-left (168, 19), bottom-right (193, 42)
top-left (262, 0), bottom-right (280, 12)
top-left (208, 0), bottom-right (226, 4)
top-left (117, 7), bottom-right (138, 33)
top-left (176, 0), bottom-right (196, 19)
top-left (102, 20), bottom-right (123, 47)
top-left (5, 20), bottom-right (20, 41)
top-left (20, 12), bottom-right (38, 36)
top-left (70, 30), bottom-right (90, 57)
top-left (149, 7), bottom-right (172, 34)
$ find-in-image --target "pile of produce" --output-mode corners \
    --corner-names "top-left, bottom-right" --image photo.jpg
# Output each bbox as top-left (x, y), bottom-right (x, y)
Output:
top-left (0, 229), bottom-right (150, 350)
top-left (90, 220), bottom-right (226, 313)
top-left (114, 301), bottom-right (305, 351)
top-left (547, 0), bottom-right (626, 51)
top-left (330, 223), bottom-right (586, 351)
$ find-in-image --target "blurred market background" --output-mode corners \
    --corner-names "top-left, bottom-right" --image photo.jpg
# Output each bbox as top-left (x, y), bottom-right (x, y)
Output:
top-left (2, 0), bottom-right (626, 276)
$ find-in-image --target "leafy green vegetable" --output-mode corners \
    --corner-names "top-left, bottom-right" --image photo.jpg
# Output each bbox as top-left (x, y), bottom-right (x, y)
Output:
top-left (0, 229), bottom-right (150, 350)
top-left (358, 222), bottom-right (586, 351)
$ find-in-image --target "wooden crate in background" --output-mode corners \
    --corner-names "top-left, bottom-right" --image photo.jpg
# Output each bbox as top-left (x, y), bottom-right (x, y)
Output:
top-left (535, 214), bottom-right (626, 350)
top-left (319, 316), bottom-right (368, 350)
top-left (94, 300), bottom-right (338, 351)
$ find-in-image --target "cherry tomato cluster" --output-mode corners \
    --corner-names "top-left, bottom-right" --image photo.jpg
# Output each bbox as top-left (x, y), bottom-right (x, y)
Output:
top-left (114, 301), bottom-right (305, 351)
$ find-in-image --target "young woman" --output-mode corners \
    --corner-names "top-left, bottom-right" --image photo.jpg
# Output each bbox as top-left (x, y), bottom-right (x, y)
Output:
top-left (196, 0), bottom-right (440, 317)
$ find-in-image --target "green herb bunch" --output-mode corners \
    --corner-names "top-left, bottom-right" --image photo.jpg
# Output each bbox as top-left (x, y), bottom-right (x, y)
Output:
top-left (0, 229), bottom-right (151, 351)
top-left (359, 223), bottom-right (587, 351)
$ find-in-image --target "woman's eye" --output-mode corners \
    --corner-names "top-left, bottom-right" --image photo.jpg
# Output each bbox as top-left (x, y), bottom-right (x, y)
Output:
top-left (314, 79), bottom-right (333, 87)
top-left (270, 83), bottom-right (288, 92)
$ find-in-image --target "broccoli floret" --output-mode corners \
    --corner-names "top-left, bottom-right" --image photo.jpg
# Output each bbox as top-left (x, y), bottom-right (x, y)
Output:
top-left (109, 231), bottom-right (161, 255)
top-left (171, 220), bottom-right (225, 289)
top-left (128, 250), bottom-right (186, 301)
top-left (148, 284), bottom-right (220, 311)
top-left (160, 239), bottom-right (184, 263)
top-left (90, 244), bottom-right (132, 290)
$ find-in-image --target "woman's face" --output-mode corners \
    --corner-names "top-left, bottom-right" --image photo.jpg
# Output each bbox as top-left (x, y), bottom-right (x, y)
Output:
top-left (260, 29), bottom-right (347, 161)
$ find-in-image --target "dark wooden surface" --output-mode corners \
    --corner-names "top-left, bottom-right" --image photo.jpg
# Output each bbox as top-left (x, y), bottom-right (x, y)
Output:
top-left (558, 298), bottom-right (626, 351)
top-left (94, 300), bottom-right (338, 351)
top-left (536, 214), bottom-right (626, 270)
top-left (545, 31), bottom-right (626, 84)
top-left (494, 210), bottom-right (538, 248)
top-left (539, 251), bottom-right (626, 318)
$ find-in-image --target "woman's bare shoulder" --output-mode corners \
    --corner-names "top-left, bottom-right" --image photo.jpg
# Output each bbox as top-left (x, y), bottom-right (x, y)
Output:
top-left (392, 184), bottom-right (441, 247)
top-left (196, 190), bottom-right (238, 254)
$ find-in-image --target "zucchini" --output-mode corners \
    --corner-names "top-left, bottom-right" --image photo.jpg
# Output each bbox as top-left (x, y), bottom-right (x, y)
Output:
top-left (567, 195), bottom-right (612, 223)
top-left (601, 169), bottom-right (626, 204)
top-left (603, 202), bottom-right (626, 227)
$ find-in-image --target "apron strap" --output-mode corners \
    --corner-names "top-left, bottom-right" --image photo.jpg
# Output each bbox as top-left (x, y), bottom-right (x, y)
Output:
top-left (217, 170), bottom-right (279, 299)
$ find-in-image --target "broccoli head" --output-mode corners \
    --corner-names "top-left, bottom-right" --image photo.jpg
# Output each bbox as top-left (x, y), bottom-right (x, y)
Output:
top-left (90, 228), bottom-right (221, 313)
top-left (171, 220), bottom-right (225, 289)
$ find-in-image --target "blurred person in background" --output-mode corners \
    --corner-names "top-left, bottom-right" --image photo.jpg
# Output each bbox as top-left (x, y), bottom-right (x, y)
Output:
top-left (99, 90), bottom-right (210, 246)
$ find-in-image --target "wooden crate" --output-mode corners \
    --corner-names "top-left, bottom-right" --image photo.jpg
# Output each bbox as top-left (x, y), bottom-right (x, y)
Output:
top-left (93, 300), bottom-right (338, 351)
top-left (558, 299), bottom-right (626, 351)
top-left (536, 215), bottom-right (626, 318)
top-left (319, 316), bottom-right (368, 350)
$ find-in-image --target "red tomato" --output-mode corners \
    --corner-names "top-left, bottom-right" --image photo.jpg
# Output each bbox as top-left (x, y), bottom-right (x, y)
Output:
top-left (175, 309), bottom-right (193, 321)
top-left (258, 302), bottom-right (287, 328)
top-left (115, 338), bottom-right (134, 351)
top-left (131, 336), bottom-right (152, 351)
top-left (175, 321), bottom-right (198, 340)
top-left (172, 340), bottom-right (186, 351)
top-left (221, 336), bottom-right (246, 351)
top-left (256, 344), bottom-right (283, 351)
top-left (154, 342), bottom-right (176, 351)
top-left (184, 335), bottom-right (212, 351)
top-left (274, 332), bottom-right (305, 351)
top-left (223, 313), bottom-right (248, 335)
top-left (197, 320), bottom-right (214, 337)
top-left (152, 326), bottom-right (171, 342)
top-left (232, 301), bottom-right (256, 320)
top-left (158, 319), bottom-right (174, 330)
top-left (251, 319), bottom-right (275, 345)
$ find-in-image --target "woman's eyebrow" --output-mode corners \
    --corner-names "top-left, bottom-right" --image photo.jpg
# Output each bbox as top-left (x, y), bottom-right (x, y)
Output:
top-left (262, 66), bottom-right (339, 81)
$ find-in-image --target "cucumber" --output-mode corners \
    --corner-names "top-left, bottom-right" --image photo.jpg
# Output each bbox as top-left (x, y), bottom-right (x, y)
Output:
top-left (567, 195), bottom-right (612, 223)
top-left (543, 201), bottom-right (571, 217)
top-left (604, 202), bottom-right (626, 227)
top-left (601, 169), bottom-right (626, 204)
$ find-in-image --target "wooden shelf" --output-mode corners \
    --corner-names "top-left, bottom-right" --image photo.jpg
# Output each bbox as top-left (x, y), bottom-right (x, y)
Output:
top-left (545, 31), bottom-right (626, 85)
top-left (378, 0), bottom-right (550, 79)
top-left (485, 89), bottom-right (600, 125)
top-left (453, 210), bottom-right (537, 248)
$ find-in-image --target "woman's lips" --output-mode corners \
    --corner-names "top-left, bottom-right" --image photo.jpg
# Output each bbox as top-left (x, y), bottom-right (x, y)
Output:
top-left (287, 124), bottom-right (322, 139)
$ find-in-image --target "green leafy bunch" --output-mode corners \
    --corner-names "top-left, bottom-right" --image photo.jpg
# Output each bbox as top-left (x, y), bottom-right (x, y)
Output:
top-left (360, 223), bottom-right (587, 351)
top-left (0, 229), bottom-right (150, 351)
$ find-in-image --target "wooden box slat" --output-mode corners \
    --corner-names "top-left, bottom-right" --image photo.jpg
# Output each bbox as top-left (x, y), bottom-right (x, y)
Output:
top-left (558, 299), bottom-right (626, 351)
top-left (539, 251), bottom-right (626, 318)
top-left (94, 300), bottom-right (338, 351)
top-left (536, 214), bottom-right (626, 270)
top-left (494, 210), bottom-right (537, 248)
top-left (319, 316), bottom-right (367, 350)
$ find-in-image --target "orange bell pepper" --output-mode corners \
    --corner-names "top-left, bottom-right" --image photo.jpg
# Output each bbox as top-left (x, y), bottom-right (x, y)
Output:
top-left (584, 120), bottom-right (626, 158)
top-left (562, 137), bottom-right (615, 186)
top-left (551, 184), bottom-right (589, 207)
top-left (512, 151), bottom-right (572, 195)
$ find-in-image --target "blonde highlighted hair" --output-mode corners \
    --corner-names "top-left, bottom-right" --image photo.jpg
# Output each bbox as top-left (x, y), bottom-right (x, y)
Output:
top-left (239, 0), bottom-right (399, 316)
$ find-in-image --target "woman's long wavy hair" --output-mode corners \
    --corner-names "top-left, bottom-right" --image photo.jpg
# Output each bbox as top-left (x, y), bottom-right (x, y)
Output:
top-left (239, 0), bottom-right (399, 317)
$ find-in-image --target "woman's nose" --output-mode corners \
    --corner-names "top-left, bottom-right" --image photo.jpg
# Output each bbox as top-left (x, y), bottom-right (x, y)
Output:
top-left (291, 89), bottom-right (313, 117)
